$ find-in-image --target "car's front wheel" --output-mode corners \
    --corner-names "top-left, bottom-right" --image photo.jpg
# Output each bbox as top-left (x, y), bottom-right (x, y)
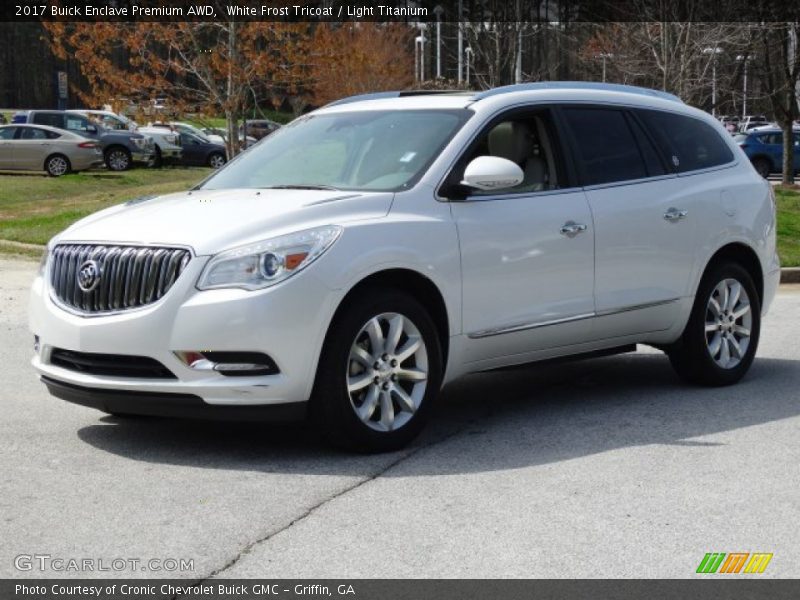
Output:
top-left (310, 289), bottom-right (443, 452)
top-left (668, 262), bottom-right (760, 386)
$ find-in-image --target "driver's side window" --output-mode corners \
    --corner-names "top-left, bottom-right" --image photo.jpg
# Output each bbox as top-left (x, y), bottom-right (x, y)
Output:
top-left (454, 110), bottom-right (564, 196)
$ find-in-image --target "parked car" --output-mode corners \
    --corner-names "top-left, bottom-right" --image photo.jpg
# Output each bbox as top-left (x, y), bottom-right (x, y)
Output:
top-left (149, 121), bottom-right (225, 145)
top-left (29, 83), bottom-right (780, 452)
top-left (241, 119), bottom-right (281, 140)
top-left (0, 124), bottom-right (102, 176)
top-left (739, 115), bottom-right (769, 132)
top-left (67, 109), bottom-right (138, 132)
top-left (178, 132), bottom-right (226, 168)
top-left (201, 126), bottom-right (257, 149)
top-left (136, 125), bottom-right (182, 167)
top-left (734, 128), bottom-right (800, 177)
top-left (22, 110), bottom-right (154, 171)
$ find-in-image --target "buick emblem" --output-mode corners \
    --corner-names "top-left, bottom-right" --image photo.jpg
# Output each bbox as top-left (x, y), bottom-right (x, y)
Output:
top-left (77, 260), bottom-right (101, 292)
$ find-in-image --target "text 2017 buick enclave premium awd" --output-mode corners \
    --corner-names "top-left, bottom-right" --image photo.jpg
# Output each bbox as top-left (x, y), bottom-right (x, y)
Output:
top-left (29, 83), bottom-right (780, 452)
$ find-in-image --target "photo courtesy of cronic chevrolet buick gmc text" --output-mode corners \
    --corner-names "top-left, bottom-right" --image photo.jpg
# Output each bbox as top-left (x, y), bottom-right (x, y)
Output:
top-left (29, 83), bottom-right (780, 452)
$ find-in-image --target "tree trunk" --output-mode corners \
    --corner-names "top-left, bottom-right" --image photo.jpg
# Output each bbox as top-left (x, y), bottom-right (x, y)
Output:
top-left (782, 121), bottom-right (795, 185)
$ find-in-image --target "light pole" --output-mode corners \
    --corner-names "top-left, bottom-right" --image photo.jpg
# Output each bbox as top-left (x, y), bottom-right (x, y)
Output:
top-left (703, 46), bottom-right (723, 117)
top-left (434, 5), bottom-right (443, 79)
top-left (465, 46), bottom-right (473, 86)
top-left (457, 0), bottom-right (463, 84)
top-left (415, 33), bottom-right (426, 83)
top-left (736, 54), bottom-right (754, 118)
top-left (597, 52), bottom-right (613, 83)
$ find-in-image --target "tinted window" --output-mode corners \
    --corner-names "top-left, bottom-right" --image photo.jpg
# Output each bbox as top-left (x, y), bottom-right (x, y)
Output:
top-left (20, 127), bottom-right (49, 140)
top-left (639, 110), bottom-right (734, 172)
top-left (32, 113), bottom-right (64, 128)
top-left (562, 108), bottom-right (647, 185)
top-left (0, 127), bottom-right (16, 140)
top-left (760, 133), bottom-right (782, 145)
top-left (627, 115), bottom-right (667, 176)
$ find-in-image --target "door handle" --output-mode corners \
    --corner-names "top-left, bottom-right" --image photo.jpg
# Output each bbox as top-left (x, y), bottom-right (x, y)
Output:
top-left (663, 207), bottom-right (688, 221)
top-left (560, 221), bottom-right (588, 237)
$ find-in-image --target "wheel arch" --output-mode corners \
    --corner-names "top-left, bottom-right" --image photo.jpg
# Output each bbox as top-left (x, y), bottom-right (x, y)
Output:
top-left (749, 153), bottom-right (774, 171)
top-left (702, 242), bottom-right (764, 306)
top-left (325, 268), bottom-right (451, 369)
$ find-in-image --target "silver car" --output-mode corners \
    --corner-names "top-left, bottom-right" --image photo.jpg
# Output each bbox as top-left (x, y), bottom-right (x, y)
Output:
top-left (0, 124), bottom-right (103, 176)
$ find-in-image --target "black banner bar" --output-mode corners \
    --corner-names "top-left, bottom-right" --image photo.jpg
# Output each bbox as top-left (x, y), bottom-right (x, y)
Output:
top-left (3, 580), bottom-right (800, 600)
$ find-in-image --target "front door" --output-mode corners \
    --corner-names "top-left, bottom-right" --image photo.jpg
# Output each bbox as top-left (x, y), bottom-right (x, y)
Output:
top-left (0, 127), bottom-right (16, 169)
top-left (446, 108), bottom-right (596, 364)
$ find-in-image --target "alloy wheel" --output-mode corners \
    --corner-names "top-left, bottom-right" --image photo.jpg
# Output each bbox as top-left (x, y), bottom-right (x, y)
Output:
top-left (705, 278), bottom-right (752, 369)
top-left (107, 150), bottom-right (130, 171)
top-left (47, 156), bottom-right (68, 176)
top-left (346, 312), bottom-right (429, 432)
top-left (209, 153), bottom-right (226, 168)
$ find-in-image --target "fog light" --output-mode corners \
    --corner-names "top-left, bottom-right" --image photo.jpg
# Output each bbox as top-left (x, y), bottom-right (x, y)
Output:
top-left (174, 351), bottom-right (280, 376)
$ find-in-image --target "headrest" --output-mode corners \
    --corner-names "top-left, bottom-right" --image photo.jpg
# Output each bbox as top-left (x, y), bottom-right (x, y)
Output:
top-left (488, 121), bottom-right (534, 164)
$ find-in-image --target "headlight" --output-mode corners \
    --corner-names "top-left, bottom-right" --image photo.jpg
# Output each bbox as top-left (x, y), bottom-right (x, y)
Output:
top-left (196, 225), bottom-right (342, 291)
top-left (131, 137), bottom-right (146, 149)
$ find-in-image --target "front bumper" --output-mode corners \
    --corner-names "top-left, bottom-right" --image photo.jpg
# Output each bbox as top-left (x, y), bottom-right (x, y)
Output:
top-left (30, 255), bottom-right (341, 411)
top-left (43, 377), bottom-right (306, 421)
top-left (131, 150), bottom-right (155, 165)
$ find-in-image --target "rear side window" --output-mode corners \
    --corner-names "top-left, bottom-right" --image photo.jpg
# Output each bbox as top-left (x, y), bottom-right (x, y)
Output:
top-left (638, 110), bottom-right (734, 172)
top-left (561, 107), bottom-right (647, 185)
top-left (20, 127), bottom-right (49, 140)
top-left (32, 113), bottom-right (64, 128)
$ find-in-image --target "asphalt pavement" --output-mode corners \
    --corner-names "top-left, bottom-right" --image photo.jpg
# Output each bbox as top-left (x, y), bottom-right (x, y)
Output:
top-left (1, 258), bottom-right (798, 579)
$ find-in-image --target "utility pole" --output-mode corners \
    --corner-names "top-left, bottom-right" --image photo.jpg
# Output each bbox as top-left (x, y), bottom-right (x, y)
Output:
top-left (457, 0), bottom-right (463, 84)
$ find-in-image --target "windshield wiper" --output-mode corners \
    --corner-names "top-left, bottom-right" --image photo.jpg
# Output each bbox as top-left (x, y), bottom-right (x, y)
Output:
top-left (261, 184), bottom-right (340, 191)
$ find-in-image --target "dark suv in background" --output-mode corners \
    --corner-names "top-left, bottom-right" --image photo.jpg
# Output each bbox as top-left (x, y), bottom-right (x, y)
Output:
top-left (16, 110), bottom-right (154, 171)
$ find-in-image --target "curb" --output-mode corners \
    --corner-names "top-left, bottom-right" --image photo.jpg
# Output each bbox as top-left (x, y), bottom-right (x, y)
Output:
top-left (781, 268), bottom-right (800, 284)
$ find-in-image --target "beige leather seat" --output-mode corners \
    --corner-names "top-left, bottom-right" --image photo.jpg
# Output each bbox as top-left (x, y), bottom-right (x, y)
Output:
top-left (487, 121), bottom-right (547, 191)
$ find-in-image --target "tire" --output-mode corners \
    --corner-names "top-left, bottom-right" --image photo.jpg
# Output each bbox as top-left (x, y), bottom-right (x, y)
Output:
top-left (310, 288), bottom-right (443, 453)
top-left (668, 262), bottom-right (760, 386)
top-left (105, 147), bottom-right (132, 171)
top-left (45, 154), bottom-right (70, 177)
top-left (208, 152), bottom-right (226, 169)
top-left (752, 157), bottom-right (770, 179)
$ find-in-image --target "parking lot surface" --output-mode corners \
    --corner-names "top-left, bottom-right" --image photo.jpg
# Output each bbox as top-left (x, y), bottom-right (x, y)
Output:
top-left (1, 258), bottom-right (798, 579)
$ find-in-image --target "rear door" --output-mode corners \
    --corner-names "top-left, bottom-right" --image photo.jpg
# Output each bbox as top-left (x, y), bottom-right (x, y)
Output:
top-left (13, 126), bottom-right (54, 170)
top-left (560, 105), bottom-right (709, 337)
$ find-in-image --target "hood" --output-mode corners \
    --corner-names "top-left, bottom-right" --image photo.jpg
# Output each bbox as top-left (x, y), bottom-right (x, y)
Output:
top-left (54, 188), bottom-right (393, 255)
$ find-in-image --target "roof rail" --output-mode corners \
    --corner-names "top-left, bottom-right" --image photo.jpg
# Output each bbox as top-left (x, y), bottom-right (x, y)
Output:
top-left (325, 90), bottom-right (469, 108)
top-left (472, 82), bottom-right (683, 104)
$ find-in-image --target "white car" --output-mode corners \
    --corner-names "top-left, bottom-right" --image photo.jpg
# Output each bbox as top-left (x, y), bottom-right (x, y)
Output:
top-left (136, 126), bottom-right (182, 166)
top-left (29, 83), bottom-right (780, 452)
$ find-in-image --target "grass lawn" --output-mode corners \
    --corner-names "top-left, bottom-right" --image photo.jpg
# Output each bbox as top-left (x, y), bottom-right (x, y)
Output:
top-left (775, 187), bottom-right (800, 267)
top-left (0, 168), bottom-right (208, 253)
top-left (0, 169), bottom-right (798, 267)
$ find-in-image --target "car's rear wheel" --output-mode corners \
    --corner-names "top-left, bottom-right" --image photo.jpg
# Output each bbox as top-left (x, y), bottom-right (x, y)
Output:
top-left (668, 262), bottom-right (760, 386)
top-left (208, 152), bottom-right (226, 169)
top-left (45, 154), bottom-right (70, 177)
top-left (310, 289), bottom-right (442, 453)
top-left (105, 147), bottom-right (131, 171)
top-left (752, 157), bottom-right (770, 178)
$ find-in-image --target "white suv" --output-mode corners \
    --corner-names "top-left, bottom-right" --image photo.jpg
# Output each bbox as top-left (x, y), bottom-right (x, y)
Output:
top-left (29, 83), bottom-right (780, 452)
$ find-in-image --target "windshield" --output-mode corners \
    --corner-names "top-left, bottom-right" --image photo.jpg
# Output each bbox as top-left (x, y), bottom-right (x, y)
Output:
top-left (199, 109), bottom-right (470, 192)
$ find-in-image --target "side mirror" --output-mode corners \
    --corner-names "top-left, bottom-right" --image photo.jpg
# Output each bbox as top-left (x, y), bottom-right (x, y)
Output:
top-left (461, 156), bottom-right (524, 192)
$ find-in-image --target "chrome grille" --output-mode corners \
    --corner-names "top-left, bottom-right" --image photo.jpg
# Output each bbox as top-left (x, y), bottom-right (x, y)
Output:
top-left (49, 244), bottom-right (191, 314)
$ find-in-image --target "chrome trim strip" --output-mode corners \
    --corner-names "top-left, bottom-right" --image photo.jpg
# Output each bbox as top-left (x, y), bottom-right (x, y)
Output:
top-left (468, 312), bottom-right (595, 339)
top-left (467, 297), bottom-right (681, 339)
top-left (595, 297), bottom-right (681, 317)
